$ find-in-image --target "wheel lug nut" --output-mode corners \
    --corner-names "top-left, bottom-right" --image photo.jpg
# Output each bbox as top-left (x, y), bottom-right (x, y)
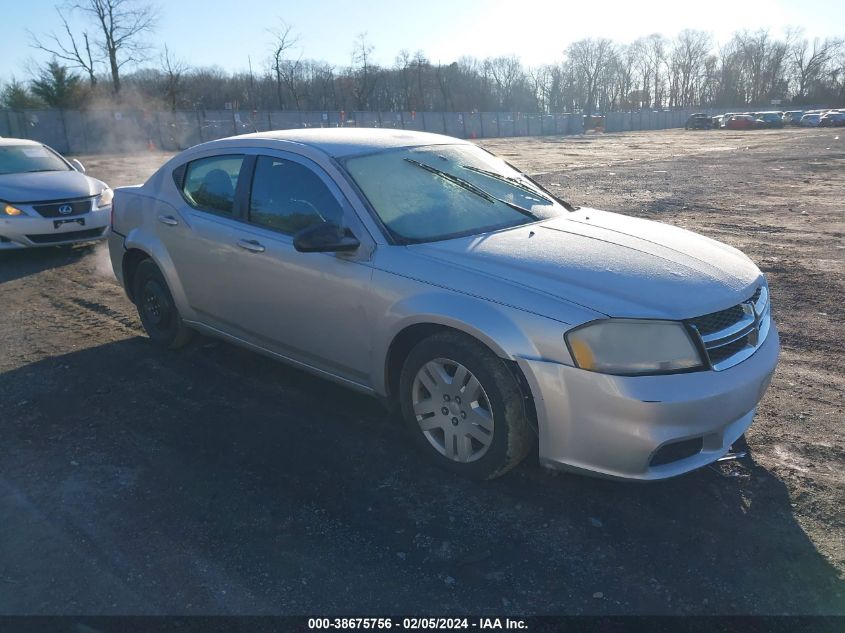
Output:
top-left (460, 411), bottom-right (466, 419)
top-left (451, 417), bottom-right (459, 426)
top-left (455, 396), bottom-right (461, 404)
top-left (443, 394), bottom-right (450, 402)
top-left (441, 407), bottom-right (449, 415)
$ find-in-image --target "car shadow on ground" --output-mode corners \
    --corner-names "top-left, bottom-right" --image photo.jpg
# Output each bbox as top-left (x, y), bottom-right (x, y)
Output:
top-left (0, 244), bottom-right (98, 284)
top-left (0, 337), bottom-right (842, 615)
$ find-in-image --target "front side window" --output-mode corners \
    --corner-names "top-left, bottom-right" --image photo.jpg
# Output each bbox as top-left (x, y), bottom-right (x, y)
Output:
top-left (248, 156), bottom-right (344, 235)
top-left (182, 155), bottom-right (245, 215)
top-left (0, 144), bottom-right (70, 175)
top-left (343, 144), bottom-right (567, 244)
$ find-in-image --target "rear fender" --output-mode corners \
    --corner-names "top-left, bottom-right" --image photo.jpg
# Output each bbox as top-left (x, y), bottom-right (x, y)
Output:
top-left (123, 226), bottom-right (193, 320)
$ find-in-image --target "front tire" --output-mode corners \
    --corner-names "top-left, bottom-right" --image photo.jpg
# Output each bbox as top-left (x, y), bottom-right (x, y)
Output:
top-left (398, 331), bottom-right (533, 479)
top-left (133, 259), bottom-right (192, 349)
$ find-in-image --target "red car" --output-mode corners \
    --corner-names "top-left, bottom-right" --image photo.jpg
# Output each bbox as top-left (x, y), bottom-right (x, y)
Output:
top-left (725, 114), bottom-right (757, 130)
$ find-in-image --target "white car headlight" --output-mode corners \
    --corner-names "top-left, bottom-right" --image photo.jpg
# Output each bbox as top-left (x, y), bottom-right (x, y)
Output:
top-left (96, 187), bottom-right (114, 209)
top-left (3, 203), bottom-right (24, 216)
top-left (565, 319), bottom-right (704, 376)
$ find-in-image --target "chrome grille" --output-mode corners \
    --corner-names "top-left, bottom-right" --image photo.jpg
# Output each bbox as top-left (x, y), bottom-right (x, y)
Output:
top-left (689, 304), bottom-right (745, 336)
top-left (33, 198), bottom-right (92, 218)
top-left (687, 285), bottom-right (771, 371)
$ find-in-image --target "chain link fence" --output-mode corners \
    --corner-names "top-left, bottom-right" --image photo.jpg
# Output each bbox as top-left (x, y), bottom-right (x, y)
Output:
top-left (0, 109), bottom-right (588, 155)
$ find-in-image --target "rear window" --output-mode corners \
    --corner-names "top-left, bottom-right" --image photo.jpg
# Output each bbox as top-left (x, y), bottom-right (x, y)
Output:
top-left (181, 155), bottom-right (245, 215)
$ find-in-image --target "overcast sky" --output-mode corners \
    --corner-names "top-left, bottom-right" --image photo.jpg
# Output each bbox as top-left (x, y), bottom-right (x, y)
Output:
top-left (4, 0), bottom-right (845, 83)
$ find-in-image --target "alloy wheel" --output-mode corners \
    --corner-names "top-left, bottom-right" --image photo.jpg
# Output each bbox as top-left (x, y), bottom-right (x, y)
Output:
top-left (411, 357), bottom-right (494, 463)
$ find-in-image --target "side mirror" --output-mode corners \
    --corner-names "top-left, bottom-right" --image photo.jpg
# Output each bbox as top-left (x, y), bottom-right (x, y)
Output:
top-left (293, 222), bottom-right (360, 253)
top-left (70, 158), bottom-right (86, 173)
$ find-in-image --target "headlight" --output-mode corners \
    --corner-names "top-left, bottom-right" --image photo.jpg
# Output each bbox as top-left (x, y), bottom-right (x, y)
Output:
top-left (565, 319), bottom-right (704, 376)
top-left (3, 203), bottom-right (23, 216)
top-left (96, 187), bottom-right (114, 209)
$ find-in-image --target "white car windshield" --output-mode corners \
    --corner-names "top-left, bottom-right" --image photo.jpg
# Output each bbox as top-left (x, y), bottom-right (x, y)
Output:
top-left (0, 145), bottom-right (71, 175)
top-left (343, 144), bottom-right (568, 243)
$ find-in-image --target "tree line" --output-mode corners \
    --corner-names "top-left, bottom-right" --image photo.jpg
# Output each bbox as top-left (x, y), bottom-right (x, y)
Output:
top-left (3, 0), bottom-right (844, 114)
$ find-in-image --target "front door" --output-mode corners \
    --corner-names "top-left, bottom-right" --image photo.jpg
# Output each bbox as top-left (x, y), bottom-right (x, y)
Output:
top-left (204, 152), bottom-right (376, 386)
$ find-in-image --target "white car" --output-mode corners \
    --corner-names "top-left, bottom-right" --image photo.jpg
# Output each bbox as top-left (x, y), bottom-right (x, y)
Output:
top-left (0, 138), bottom-right (112, 249)
top-left (799, 114), bottom-right (822, 127)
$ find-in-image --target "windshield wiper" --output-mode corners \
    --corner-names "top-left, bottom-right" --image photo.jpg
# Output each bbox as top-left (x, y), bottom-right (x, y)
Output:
top-left (459, 164), bottom-right (553, 204)
top-left (404, 158), bottom-right (496, 203)
top-left (403, 158), bottom-right (537, 219)
top-left (499, 159), bottom-right (578, 211)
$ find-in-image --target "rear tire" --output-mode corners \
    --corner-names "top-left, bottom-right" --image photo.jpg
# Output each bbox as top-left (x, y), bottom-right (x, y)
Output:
top-left (133, 259), bottom-right (192, 349)
top-left (398, 331), bottom-right (533, 479)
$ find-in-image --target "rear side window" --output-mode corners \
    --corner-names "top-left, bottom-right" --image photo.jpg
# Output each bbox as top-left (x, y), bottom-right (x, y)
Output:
top-left (248, 156), bottom-right (344, 235)
top-left (181, 155), bottom-right (245, 215)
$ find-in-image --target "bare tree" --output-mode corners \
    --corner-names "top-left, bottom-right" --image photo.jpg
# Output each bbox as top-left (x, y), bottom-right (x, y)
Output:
top-left (565, 38), bottom-right (614, 114)
top-left (395, 50), bottom-right (413, 110)
top-left (160, 45), bottom-right (187, 110)
top-left (71, 0), bottom-right (158, 95)
top-left (790, 33), bottom-right (844, 101)
top-left (351, 32), bottom-right (377, 110)
top-left (29, 7), bottom-right (100, 87)
top-left (527, 65), bottom-right (550, 112)
top-left (486, 55), bottom-right (525, 111)
top-left (435, 61), bottom-right (460, 111)
top-left (667, 30), bottom-right (711, 107)
top-left (646, 34), bottom-right (668, 108)
top-left (268, 21), bottom-right (301, 110)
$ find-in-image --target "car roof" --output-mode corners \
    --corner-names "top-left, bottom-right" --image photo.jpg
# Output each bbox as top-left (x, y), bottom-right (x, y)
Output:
top-left (232, 128), bottom-right (467, 158)
top-left (0, 138), bottom-right (43, 147)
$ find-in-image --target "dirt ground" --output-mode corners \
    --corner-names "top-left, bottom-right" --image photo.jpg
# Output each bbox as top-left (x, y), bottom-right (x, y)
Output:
top-left (0, 128), bottom-right (842, 615)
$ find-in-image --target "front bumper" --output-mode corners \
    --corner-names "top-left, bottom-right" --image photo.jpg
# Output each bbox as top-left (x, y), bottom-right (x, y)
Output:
top-left (0, 209), bottom-right (110, 249)
top-left (517, 323), bottom-right (779, 480)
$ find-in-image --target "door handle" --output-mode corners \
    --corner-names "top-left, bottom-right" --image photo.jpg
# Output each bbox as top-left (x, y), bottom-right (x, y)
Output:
top-left (158, 215), bottom-right (179, 226)
top-left (237, 239), bottom-right (265, 253)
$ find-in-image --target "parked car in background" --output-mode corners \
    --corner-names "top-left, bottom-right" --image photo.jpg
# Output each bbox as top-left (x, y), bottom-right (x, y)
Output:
top-left (800, 113), bottom-right (822, 127)
top-left (782, 111), bottom-right (804, 125)
top-left (819, 111), bottom-right (845, 127)
top-left (711, 115), bottom-right (725, 129)
top-left (753, 112), bottom-right (785, 128)
top-left (0, 138), bottom-right (112, 249)
top-left (725, 115), bottom-right (757, 130)
top-left (108, 128), bottom-right (778, 481)
top-left (684, 113), bottom-right (712, 130)
top-left (722, 112), bottom-right (737, 124)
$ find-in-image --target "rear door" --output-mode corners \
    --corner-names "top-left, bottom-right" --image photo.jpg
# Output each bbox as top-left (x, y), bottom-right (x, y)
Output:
top-left (156, 152), bottom-right (254, 326)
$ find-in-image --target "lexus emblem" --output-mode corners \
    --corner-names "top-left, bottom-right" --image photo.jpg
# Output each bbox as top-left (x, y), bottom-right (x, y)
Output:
top-left (58, 204), bottom-right (73, 215)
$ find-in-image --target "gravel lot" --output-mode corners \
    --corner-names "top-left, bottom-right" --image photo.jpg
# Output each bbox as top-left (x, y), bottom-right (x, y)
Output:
top-left (0, 128), bottom-right (843, 615)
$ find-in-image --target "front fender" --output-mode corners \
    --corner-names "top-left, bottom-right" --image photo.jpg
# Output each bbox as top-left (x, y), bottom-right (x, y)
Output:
top-left (372, 288), bottom-right (577, 395)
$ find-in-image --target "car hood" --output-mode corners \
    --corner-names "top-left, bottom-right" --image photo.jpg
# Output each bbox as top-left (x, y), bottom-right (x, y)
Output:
top-left (409, 208), bottom-right (762, 320)
top-left (0, 171), bottom-right (106, 203)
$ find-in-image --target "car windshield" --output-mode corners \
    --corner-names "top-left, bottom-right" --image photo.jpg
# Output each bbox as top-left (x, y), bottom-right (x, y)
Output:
top-left (0, 145), bottom-right (70, 175)
top-left (343, 144), bottom-right (568, 243)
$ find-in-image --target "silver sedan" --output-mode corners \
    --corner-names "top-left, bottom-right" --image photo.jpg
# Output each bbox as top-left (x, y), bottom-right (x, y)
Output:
top-left (0, 138), bottom-right (112, 249)
top-left (108, 129), bottom-right (779, 480)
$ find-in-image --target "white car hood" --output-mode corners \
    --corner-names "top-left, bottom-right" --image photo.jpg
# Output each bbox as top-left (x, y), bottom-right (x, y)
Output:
top-left (410, 208), bottom-right (762, 320)
top-left (0, 171), bottom-right (105, 203)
